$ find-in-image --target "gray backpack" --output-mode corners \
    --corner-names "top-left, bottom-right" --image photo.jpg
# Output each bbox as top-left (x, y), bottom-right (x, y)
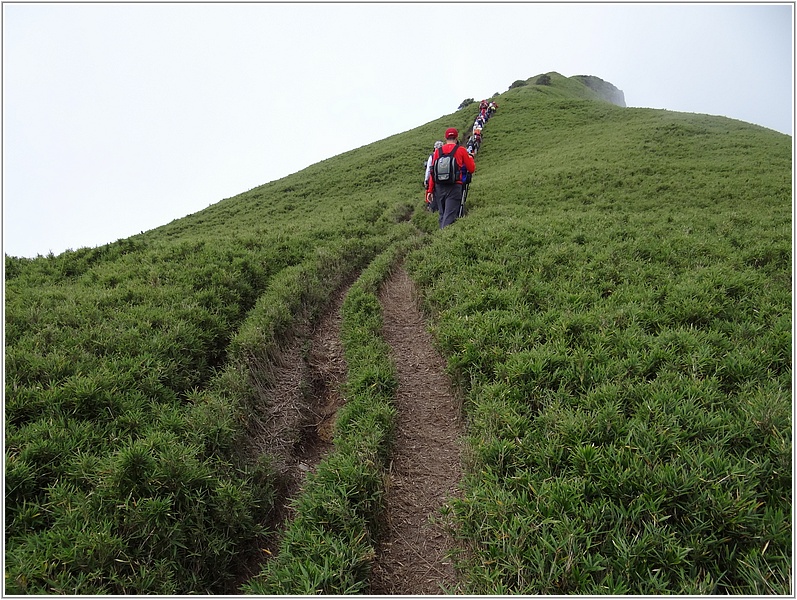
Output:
top-left (433, 143), bottom-right (459, 184)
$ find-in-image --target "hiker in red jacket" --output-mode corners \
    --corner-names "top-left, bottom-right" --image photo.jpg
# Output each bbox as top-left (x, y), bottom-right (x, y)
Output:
top-left (426, 128), bottom-right (476, 228)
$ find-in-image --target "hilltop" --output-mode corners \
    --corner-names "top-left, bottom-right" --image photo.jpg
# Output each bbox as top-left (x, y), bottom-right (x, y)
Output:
top-left (5, 72), bottom-right (791, 595)
top-left (506, 72), bottom-right (625, 106)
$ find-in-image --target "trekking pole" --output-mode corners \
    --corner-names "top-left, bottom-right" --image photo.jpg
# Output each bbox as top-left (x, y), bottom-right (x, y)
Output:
top-left (459, 182), bottom-right (470, 219)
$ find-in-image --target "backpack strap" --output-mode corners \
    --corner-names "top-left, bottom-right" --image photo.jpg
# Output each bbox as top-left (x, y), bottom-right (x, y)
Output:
top-left (437, 142), bottom-right (458, 161)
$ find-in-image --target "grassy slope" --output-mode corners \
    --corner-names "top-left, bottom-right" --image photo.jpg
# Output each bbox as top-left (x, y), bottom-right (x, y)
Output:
top-left (5, 71), bottom-right (792, 594)
top-left (406, 73), bottom-right (792, 594)
top-left (3, 102), bottom-right (438, 593)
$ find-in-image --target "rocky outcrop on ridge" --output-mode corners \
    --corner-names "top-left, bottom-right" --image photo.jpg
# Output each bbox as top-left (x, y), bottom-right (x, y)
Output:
top-left (572, 75), bottom-right (626, 107)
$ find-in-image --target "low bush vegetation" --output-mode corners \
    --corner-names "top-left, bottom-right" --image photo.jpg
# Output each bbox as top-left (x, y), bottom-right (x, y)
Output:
top-left (4, 110), bottom-right (428, 592)
top-left (5, 71), bottom-right (791, 594)
top-left (406, 73), bottom-right (791, 594)
top-left (4, 238), bottom-right (382, 593)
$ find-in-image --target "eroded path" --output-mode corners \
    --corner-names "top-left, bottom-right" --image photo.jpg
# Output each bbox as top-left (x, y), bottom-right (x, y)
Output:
top-left (230, 278), bottom-right (352, 591)
top-left (369, 265), bottom-right (465, 595)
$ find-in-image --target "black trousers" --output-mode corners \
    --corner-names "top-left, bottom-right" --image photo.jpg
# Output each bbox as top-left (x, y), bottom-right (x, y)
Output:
top-left (436, 184), bottom-right (464, 229)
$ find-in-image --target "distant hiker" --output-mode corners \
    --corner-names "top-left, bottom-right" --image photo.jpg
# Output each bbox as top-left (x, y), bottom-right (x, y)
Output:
top-left (424, 140), bottom-right (444, 212)
top-left (424, 141), bottom-right (443, 188)
top-left (487, 101), bottom-right (497, 116)
top-left (466, 134), bottom-right (480, 156)
top-left (479, 99), bottom-right (489, 112)
top-left (426, 127), bottom-right (476, 228)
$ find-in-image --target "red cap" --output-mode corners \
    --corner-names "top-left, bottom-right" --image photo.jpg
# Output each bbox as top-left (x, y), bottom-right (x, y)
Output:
top-left (445, 127), bottom-right (458, 139)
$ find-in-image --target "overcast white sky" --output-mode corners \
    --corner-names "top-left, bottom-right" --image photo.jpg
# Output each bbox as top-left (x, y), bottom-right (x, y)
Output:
top-left (3, 2), bottom-right (793, 258)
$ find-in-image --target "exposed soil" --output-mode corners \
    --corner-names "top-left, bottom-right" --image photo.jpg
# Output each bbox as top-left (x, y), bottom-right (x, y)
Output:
top-left (296, 281), bottom-right (350, 466)
top-left (228, 278), bottom-right (351, 591)
top-left (369, 265), bottom-right (465, 595)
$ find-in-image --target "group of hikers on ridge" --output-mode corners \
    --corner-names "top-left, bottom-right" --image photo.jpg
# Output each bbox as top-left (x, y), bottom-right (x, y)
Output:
top-left (423, 99), bottom-right (498, 228)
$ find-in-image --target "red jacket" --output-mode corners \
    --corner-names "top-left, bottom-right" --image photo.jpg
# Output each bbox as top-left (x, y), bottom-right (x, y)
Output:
top-left (426, 143), bottom-right (476, 194)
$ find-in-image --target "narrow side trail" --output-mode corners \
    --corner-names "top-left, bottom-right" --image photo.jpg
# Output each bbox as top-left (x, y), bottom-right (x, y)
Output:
top-left (230, 278), bottom-right (352, 591)
top-left (370, 265), bottom-right (465, 595)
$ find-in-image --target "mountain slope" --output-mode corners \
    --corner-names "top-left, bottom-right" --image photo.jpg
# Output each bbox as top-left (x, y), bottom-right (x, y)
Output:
top-left (406, 73), bottom-right (791, 594)
top-left (5, 72), bottom-right (791, 594)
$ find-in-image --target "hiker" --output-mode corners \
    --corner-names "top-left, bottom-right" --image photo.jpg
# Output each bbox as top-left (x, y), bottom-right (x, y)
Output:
top-left (466, 134), bottom-right (480, 156)
top-left (423, 141), bottom-right (443, 188)
top-left (473, 131), bottom-right (483, 153)
top-left (423, 141), bottom-right (443, 212)
top-left (426, 127), bottom-right (476, 228)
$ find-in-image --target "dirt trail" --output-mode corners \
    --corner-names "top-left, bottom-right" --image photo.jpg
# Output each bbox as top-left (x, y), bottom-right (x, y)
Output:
top-left (369, 265), bottom-right (465, 595)
top-left (233, 266), bottom-right (464, 594)
top-left (230, 279), bottom-right (351, 591)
